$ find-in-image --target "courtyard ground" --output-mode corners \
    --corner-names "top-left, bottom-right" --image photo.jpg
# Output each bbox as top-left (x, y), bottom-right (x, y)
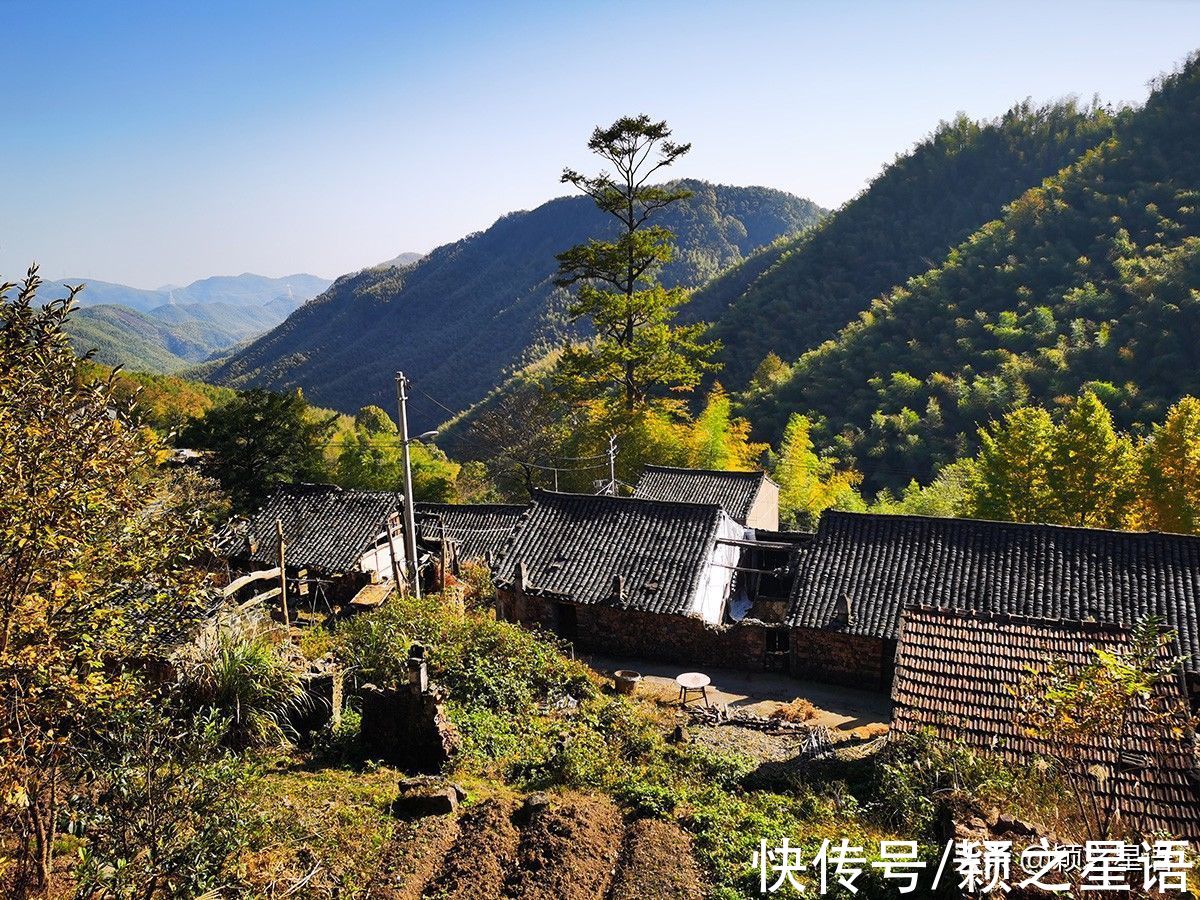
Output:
top-left (582, 653), bottom-right (891, 730)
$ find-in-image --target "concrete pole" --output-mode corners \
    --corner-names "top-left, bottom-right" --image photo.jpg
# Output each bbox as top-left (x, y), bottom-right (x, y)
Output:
top-left (395, 372), bottom-right (421, 599)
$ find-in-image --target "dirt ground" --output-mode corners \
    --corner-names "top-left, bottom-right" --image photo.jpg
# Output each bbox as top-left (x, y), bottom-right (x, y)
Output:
top-left (584, 653), bottom-right (891, 730)
top-left (608, 818), bottom-right (707, 900)
top-left (424, 797), bottom-right (520, 899)
top-left (504, 793), bottom-right (625, 900)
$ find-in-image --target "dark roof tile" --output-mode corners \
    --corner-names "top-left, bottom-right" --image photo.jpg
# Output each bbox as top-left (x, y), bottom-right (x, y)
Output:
top-left (494, 489), bottom-right (732, 616)
top-left (633, 465), bottom-right (772, 523)
top-left (788, 512), bottom-right (1200, 673)
top-left (229, 484), bottom-right (398, 574)
top-left (891, 607), bottom-right (1200, 840)
top-left (414, 502), bottom-right (527, 565)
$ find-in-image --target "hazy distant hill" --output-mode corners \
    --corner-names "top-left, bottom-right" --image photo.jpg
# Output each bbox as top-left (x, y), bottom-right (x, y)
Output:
top-left (206, 181), bottom-right (825, 429)
top-left (52, 272), bottom-right (332, 372)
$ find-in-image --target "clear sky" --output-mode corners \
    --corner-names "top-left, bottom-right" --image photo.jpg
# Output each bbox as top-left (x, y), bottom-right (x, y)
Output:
top-left (2, 0), bottom-right (1198, 288)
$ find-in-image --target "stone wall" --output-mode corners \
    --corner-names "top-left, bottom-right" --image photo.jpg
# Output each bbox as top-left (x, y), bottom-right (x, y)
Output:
top-left (789, 627), bottom-right (891, 690)
top-left (498, 589), bottom-right (777, 670)
top-left (359, 683), bottom-right (460, 772)
top-left (497, 589), bottom-right (896, 693)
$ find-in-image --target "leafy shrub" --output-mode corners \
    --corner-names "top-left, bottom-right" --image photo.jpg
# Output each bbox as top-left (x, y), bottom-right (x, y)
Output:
top-left (72, 702), bottom-right (252, 898)
top-left (178, 623), bottom-right (310, 749)
top-left (311, 707), bottom-right (363, 766)
top-left (873, 729), bottom-right (1022, 833)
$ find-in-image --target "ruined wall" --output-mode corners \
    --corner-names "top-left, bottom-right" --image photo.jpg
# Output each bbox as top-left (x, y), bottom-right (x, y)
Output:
top-left (359, 684), bottom-right (460, 772)
top-left (789, 627), bottom-right (891, 690)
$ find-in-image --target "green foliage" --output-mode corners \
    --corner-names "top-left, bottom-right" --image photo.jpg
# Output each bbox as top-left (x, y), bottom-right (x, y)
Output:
top-left (85, 361), bottom-right (238, 435)
top-left (555, 115), bottom-right (720, 413)
top-left (1138, 396), bottom-right (1200, 533)
top-left (685, 384), bottom-right (768, 470)
top-left (772, 413), bottom-right (864, 528)
top-left (178, 623), bottom-right (310, 750)
top-left (967, 392), bottom-right (1127, 526)
top-left (0, 268), bottom-right (228, 891)
top-left (1016, 618), bottom-right (1194, 838)
top-left (181, 387), bottom-right (337, 511)
top-left (868, 458), bottom-right (975, 518)
top-left (752, 59), bottom-right (1200, 492)
top-left (72, 704), bottom-right (252, 898)
top-left (873, 730), bottom-right (1034, 836)
top-left (332, 407), bottom-right (460, 500)
top-left (706, 98), bottom-right (1123, 388)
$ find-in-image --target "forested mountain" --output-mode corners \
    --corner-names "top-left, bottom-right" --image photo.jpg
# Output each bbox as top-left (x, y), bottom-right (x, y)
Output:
top-left (54, 272), bottom-right (332, 372)
top-left (205, 181), bottom-right (824, 429)
top-left (698, 99), bottom-right (1126, 387)
top-left (752, 55), bottom-right (1200, 493)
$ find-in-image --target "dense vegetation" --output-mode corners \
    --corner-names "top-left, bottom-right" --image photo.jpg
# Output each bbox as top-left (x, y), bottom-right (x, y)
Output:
top-left (206, 181), bottom-right (824, 430)
top-left (748, 55), bottom-right (1200, 493)
top-left (698, 98), bottom-right (1125, 388)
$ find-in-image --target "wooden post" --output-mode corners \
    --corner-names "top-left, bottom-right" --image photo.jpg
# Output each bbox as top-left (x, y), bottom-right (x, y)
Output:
top-left (437, 514), bottom-right (448, 593)
top-left (276, 518), bottom-right (290, 627)
top-left (387, 509), bottom-right (404, 596)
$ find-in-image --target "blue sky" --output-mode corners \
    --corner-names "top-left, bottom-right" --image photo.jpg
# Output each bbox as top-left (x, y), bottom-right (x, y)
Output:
top-left (2, 0), bottom-right (1198, 288)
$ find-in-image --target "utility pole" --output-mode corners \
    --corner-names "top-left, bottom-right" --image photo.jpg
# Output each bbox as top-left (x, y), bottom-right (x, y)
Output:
top-left (607, 434), bottom-right (617, 495)
top-left (395, 372), bottom-right (421, 599)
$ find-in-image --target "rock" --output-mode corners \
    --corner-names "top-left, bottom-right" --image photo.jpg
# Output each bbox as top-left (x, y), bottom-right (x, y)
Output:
top-left (994, 813), bottom-right (1037, 837)
top-left (393, 777), bottom-right (459, 817)
top-left (670, 725), bottom-right (691, 744)
top-left (522, 792), bottom-right (552, 820)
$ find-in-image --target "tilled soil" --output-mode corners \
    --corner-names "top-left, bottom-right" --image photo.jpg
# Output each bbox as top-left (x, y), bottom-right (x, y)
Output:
top-left (366, 815), bottom-right (460, 899)
top-left (608, 818), bottom-right (706, 900)
top-left (504, 794), bottom-right (625, 900)
top-left (377, 791), bottom-right (708, 900)
top-left (423, 797), bottom-right (520, 899)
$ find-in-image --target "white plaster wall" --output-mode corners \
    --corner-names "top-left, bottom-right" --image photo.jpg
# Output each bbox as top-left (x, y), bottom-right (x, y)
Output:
top-left (689, 512), bottom-right (743, 623)
top-left (358, 536), bottom-right (396, 581)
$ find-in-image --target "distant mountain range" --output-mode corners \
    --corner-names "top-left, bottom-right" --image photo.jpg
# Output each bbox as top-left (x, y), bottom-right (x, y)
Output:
top-left (52, 273), bottom-right (333, 372)
top-left (204, 181), bottom-right (825, 430)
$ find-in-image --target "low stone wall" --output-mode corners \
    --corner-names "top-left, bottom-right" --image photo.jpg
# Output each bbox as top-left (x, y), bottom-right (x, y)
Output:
top-left (359, 683), bottom-right (460, 772)
top-left (499, 589), bottom-right (775, 671)
top-left (497, 590), bottom-right (895, 693)
top-left (790, 628), bottom-right (890, 690)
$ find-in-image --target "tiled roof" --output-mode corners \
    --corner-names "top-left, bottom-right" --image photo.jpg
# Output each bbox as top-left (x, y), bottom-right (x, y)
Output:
top-left (891, 607), bottom-right (1200, 840)
top-left (787, 512), bottom-right (1200, 673)
top-left (633, 465), bottom-right (772, 523)
top-left (494, 489), bottom-right (728, 616)
top-left (230, 484), bottom-right (398, 574)
top-left (414, 502), bottom-right (528, 565)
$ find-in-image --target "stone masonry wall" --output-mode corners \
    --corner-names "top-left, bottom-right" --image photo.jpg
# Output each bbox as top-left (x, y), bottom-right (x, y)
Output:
top-left (498, 589), bottom-right (775, 671)
top-left (789, 627), bottom-right (890, 690)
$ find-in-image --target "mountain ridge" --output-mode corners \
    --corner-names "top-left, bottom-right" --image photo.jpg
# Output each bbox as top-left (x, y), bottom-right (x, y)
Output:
top-left (204, 181), bottom-right (825, 429)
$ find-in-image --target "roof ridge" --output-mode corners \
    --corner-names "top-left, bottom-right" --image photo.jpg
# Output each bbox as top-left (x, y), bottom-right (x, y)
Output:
top-left (531, 487), bottom-right (725, 515)
top-left (902, 603), bottom-right (1133, 634)
top-left (819, 509), bottom-right (1200, 543)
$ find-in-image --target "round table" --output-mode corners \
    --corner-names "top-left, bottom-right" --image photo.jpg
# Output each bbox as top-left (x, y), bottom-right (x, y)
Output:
top-left (676, 672), bottom-right (712, 707)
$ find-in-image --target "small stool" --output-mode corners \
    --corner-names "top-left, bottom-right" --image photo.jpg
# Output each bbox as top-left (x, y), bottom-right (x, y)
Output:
top-left (676, 672), bottom-right (711, 707)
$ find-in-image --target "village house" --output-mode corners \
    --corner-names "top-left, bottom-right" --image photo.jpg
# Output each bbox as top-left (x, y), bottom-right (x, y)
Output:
top-left (414, 502), bottom-right (528, 571)
top-left (890, 606), bottom-right (1200, 840)
top-left (632, 465), bottom-right (780, 529)
top-left (493, 489), bottom-right (769, 664)
top-left (224, 483), bottom-right (403, 608)
top-left (785, 511), bottom-right (1200, 694)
